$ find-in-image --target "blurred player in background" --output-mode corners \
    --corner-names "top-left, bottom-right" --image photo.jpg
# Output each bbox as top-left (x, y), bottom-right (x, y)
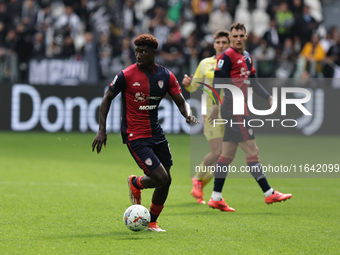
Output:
top-left (182, 30), bottom-right (230, 204)
top-left (92, 34), bottom-right (199, 231)
top-left (208, 23), bottom-right (292, 211)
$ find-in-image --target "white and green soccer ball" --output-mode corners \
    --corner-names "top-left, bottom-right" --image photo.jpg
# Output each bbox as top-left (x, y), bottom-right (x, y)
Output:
top-left (123, 205), bottom-right (150, 231)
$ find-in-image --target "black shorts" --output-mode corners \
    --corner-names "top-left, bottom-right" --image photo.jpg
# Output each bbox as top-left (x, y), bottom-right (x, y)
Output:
top-left (223, 115), bottom-right (255, 143)
top-left (127, 136), bottom-right (173, 175)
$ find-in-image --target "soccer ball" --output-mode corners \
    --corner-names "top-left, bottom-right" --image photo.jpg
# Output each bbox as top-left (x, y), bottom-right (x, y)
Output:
top-left (123, 205), bottom-right (150, 231)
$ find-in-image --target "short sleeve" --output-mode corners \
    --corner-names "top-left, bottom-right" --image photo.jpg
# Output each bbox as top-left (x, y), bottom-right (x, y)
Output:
top-left (109, 71), bottom-right (126, 94)
top-left (168, 72), bottom-right (182, 96)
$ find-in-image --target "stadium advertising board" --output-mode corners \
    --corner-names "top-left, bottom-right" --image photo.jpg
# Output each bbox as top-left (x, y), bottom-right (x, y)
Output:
top-left (29, 58), bottom-right (99, 85)
top-left (190, 78), bottom-right (340, 136)
top-left (0, 82), bottom-right (339, 135)
top-left (0, 84), bottom-right (195, 134)
top-left (188, 78), bottom-right (340, 178)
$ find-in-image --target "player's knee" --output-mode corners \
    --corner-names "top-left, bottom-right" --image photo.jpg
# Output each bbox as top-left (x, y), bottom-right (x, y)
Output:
top-left (212, 149), bottom-right (222, 160)
top-left (166, 175), bottom-right (172, 186)
top-left (252, 147), bottom-right (259, 156)
top-left (247, 148), bottom-right (259, 159)
top-left (229, 154), bottom-right (236, 161)
top-left (158, 175), bottom-right (169, 187)
top-left (221, 153), bottom-right (235, 161)
top-left (153, 170), bottom-right (169, 187)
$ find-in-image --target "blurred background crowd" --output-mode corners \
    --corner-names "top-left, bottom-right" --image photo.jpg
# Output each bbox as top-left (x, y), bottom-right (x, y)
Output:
top-left (0, 0), bottom-right (339, 87)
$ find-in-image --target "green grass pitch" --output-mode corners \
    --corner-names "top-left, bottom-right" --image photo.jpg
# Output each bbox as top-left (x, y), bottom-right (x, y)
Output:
top-left (0, 132), bottom-right (339, 254)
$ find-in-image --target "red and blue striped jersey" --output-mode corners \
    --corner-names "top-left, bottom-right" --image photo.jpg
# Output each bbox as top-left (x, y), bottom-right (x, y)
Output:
top-left (109, 63), bottom-right (181, 143)
top-left (214, 47), bottom-right (256, 116)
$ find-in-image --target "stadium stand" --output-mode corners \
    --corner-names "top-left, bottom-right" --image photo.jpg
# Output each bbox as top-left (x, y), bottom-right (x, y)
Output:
top-left (0, 0), bottom-right (338, 86)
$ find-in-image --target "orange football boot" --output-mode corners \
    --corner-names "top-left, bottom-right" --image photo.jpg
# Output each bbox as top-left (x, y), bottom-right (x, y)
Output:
top-left (265, 191), bottom-right (292, 204)
top-left (208, 198), bottom-right (235, 212)
top-left (191, 178), bottom-right (206, 204)
top-left (145, 222), bottom-right (166, 232)
top-left (127, 175), bottom-right (141, 205)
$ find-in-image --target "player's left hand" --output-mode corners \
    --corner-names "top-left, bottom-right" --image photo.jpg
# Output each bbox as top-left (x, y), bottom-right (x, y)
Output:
top-left (182, 74), bottom-right (193, 87)
top-left (186, 115), bottom-right (199, 124)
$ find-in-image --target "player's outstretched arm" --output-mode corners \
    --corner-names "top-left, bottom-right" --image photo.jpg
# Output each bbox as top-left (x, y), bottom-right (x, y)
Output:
top-left (92, 88), bottom-right (117, 154)
top-left (171, 93), bottom-right (199, 124)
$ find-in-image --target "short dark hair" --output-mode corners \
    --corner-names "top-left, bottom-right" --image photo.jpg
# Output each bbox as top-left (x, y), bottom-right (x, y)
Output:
top-left (214, 30), bottom-right (230, 41)
top-left (230, 22), bottom-right (246, 33)
top-left (134, 34), bottom-right (159, 50)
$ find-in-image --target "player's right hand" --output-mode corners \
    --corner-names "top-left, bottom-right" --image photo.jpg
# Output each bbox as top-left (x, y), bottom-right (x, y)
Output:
top-left (186, 115), bottom-right (200, 124)
top-left (182, 74), bottom-right (193, 87)
top-left (92, 131), bottom-right (107, 154)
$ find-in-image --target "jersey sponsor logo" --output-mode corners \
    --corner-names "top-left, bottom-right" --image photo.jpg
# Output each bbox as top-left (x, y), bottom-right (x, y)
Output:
top-left (110, 75), bottom-right (118, 87)
top-left (139, 105), bottom-right (157, 110)
top-left (217, 59), bottom-right (224, 68)
top-left (158, 80), bottom-right (164, 88)
top-left (147, 96), bottom-right (161, 100)
top-left (145, 158), bottom-right (152, 166)
top-left (237, 59), bottom-right (243, 64)
top-left (240, 67), bottom-right (251, 84)
top-left (133, 82), bottom-right (140, 86)
top-left (134, 92), bottom-right (146, 102)
top-left (240, 67), bottom-right (251, 78)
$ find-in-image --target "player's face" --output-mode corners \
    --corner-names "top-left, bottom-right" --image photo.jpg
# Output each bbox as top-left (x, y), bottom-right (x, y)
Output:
top-left (135, 45), bottom-right (155, 68)
top-left (230, 29), bottom-right (247, 53)
top-left (214, 36), bottom-right (229, 57)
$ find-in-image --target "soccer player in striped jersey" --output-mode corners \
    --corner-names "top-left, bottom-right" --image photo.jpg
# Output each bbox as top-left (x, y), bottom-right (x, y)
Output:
top-left (208, 22), bottom-right (292, 212)
top-left (92, 34), bottom-right (199, 231)
top-left (182, 30), bottom-right (230, 204)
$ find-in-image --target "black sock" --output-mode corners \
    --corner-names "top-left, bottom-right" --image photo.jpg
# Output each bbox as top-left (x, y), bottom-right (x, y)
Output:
top-left (132, 176), bottom-right (145, 189)
top-left (257, 178), bottom-right (272, 193)
top-left (247, 161), bottom-right (271, 192)
top-left (213, 156), bottom-right (232, 192)
top-left (131, 176), bottom-right (139, 189)
top-left (150, 212), bottom-right (159, 223)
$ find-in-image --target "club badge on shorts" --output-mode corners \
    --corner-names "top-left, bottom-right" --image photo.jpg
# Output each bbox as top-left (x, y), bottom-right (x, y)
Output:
top-left (145, 158), bottom-right (152, 166)
top-left (248, 128), bottom-right (253, 136)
